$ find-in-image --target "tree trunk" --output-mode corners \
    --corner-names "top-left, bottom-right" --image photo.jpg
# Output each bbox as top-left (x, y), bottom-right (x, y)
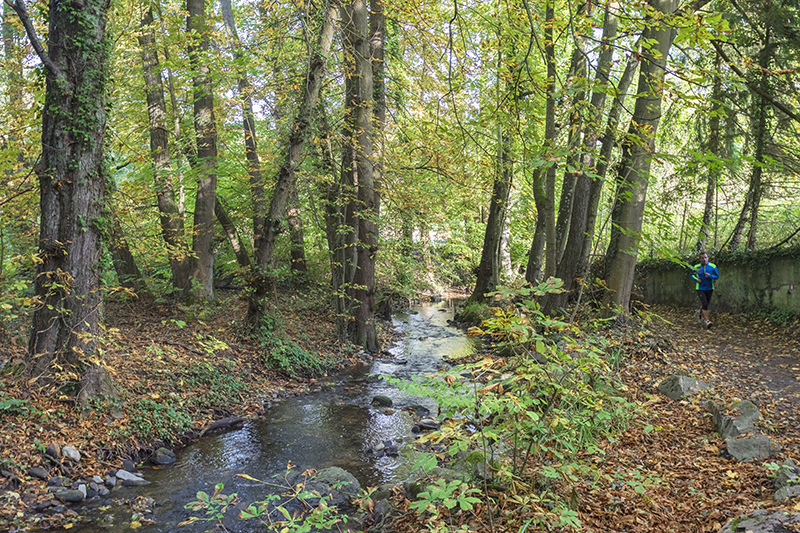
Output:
top-left (544, 4), bottom-right (618, 314)
top-left (11, 0), bottom-right (114, 400)
top-left (138, 7), bottom-right (191, 291)
top-left (582, 45), bottom-right (639, 273)
top-left (543, 0), bottom-right (558, 279)
top-left (248, 0), bottom-right (338, 320)
top-left (469, 130), bottom-right (512, 304)
top-left (107, 210), bottom-right (151, 299)
top-left (349, 0), bottom-right (379, 351)
top-left (696, 51), bottom-right (722, 252)
top-left (187, 0), bottom-right (218, 302)
top-left (216, 194), bottom-right (251, 269)
top-left (554, 44), bottom-right (588, 265)
top-left (287, 184), bottom-right (308, 286)
top-left (219, 0), bottom-right (266, 241)
top-left (603, 0), bottom-right (676, 315)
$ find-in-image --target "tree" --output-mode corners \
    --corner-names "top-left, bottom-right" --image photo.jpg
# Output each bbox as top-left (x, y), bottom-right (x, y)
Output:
top-left (9, 0), bottom-right (115, 400)
top-left (186, 0), bottom-right (219, 301)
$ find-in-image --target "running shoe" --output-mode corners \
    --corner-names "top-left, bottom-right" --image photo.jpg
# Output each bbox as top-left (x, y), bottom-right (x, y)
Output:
top-left (706, 320), bottom-right (713, 329)
top-left (696, 309), bottom-right (703, 324)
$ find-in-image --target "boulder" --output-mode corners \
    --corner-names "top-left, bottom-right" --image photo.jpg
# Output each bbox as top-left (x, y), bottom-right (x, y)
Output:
top-left (776, 458), bottom-right (800, 490)
top-left (55, 489), bottom-right (85, 503)
top-left (62, 446), bottom-right (81, 463)
top-left (28, 467), bottom-right (49, 481)
top-left (372, 396), bottom-right (393, 407)
top-left (725, 435), bottom-right (781, 462)
top-left (714, 400), bottom-right (761, 439)
top-left (45, 443), bottom-right (61, 460)
top-left (720, 510), bottom-right (800, 533)
top-left (115, 470), bottom-right (149, 485)
top-left (149, 447), bottom-right (176, 465)
top-left (657, 375), bottom-right (710, 400)
top-left (302, 467), bottom-right (360, 508)
top-left (775, 485), bottom-right (800, 503)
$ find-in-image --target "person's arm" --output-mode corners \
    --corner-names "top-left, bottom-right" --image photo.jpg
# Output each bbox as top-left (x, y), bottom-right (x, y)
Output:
top-left (709, 265), bottom-right (719, 280)
top-left (691, 265), bottom-right (700, 282)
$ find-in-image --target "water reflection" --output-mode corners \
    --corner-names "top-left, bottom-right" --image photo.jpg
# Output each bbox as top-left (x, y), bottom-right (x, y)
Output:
top-left (69, 299), bottom-right (480, 532)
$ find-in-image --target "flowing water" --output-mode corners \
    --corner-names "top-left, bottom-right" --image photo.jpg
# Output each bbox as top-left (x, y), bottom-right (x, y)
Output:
top-left (70, 299), bottom-right (480, 532)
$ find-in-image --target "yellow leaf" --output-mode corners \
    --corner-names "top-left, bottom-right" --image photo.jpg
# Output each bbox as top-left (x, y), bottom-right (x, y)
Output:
top-left (725, 470), bottom-right (739, 479)
top-left (130, 521), bottom-right (142, 529)
top-left (64, 525), bottom-right (73, 530)
top-left (150, 393), bottom-right (160, 400)
top-left (793, 501), bottom-right (800, 511)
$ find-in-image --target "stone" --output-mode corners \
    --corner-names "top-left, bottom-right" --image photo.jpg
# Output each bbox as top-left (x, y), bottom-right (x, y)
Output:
top-left (28, 467), bottom-right (49, 480)
top-left (47, 476), bottom-right (67, 487)
top-left (45, 443), bottom-right (61, 460)
top-left (657, 375), bottom-right (710, 400)
top-left (121, 459), bottom-right (135, 472)
top-left (714, 400), bottom-right (762, 439)
top-left (372, 395), bottom-right (393, 407)
top-left (62, 446), bottom-right (81, 463)
top-left (418, 418), bottom-right (439, 430)
top-left (776, 458), bottom-right (800, 490)
top-left (302, 467), bottom-right (361, 508)
top-left (149, 447), bottom-right (176, 466)
top-left (725, 435), bottom-right (781, 462)
top-left (55, 489), bottom-right (85, 503)
top-left (775, 485), bottom-right (800, 503)
top-left (115, 470), bottom-right (149, 485)
top-left (720, 509), bottom-right (800, 533)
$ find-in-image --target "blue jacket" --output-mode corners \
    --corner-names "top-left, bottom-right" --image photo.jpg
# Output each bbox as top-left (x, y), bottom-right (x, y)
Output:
top-left (692, 262), bottom-right (719, 291)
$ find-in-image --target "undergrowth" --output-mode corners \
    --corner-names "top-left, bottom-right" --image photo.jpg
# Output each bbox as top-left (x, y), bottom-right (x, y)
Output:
top-left (385, 278), bottom-right (642, 531)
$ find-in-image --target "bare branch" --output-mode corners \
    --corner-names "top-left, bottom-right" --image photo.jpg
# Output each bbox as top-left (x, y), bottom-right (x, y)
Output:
top-left (5, 0), bottom-right (71, 91)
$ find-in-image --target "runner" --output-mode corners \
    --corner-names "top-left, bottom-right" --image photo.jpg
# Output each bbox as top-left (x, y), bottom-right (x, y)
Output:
top-left (692, 251), bottom-right (719, 329)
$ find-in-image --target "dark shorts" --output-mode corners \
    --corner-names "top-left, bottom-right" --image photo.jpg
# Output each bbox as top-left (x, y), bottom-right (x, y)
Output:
top-left (697, 290), bottom-right (713, 310)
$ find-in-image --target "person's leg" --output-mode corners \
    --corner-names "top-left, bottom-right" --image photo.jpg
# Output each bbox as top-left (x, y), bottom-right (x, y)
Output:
top-left (698, 291), bottom-right (712, 324)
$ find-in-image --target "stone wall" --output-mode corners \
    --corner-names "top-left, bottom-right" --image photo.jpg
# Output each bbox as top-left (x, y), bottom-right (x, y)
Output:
top-left (637, 250), bottom-right (800, 314)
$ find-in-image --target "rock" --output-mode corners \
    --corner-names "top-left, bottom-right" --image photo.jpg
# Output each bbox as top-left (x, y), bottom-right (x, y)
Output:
top-left (62, 446), bottom-right (81, 463)
top-left (55, 489), bottom-right (85, 503)
top-left (45, 443), bottom-right (61, 460)
top-left (725, 435), bottom-right (781, 462)
top-left (150, 447), bottom-right (176, 465)
top-left (720, 509), bottom-right (800, 532)
top-left (35, 499), bottom-right (58, 511)
top-left (92, 475), bottom-right (104, 485)
top-left (47, 476), bottom-right (67, 487)
top-left (775, 485), bottom-right (800, 503)
top-left (657, 375), bottom-right (710, 400)
top-left (115, 470), bottom-right (149, 485)
top-left (106, 475), bottom-right (116, 487)
top-left (28, 467), bottom-right (49, 480)
top-left (776, 458), bottom-right (800, 490)
top-left (372, 395), bottom-right (393, 407)
top-left (418, 418), bottom-right (439, 431)
top-left (302, 467), bottom-right (361, 508)
top-left (714, 400), bottom-right (762, 439)
top-left (121, 459), bottom-right (135, 472)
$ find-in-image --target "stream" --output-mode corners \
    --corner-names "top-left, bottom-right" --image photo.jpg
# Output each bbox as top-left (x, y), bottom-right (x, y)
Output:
top-left (70, 299), bottom-right (480, 532)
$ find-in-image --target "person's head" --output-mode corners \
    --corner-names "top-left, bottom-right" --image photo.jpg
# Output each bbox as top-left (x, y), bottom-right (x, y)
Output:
top-left (698, 252), bottom-right (708, 265)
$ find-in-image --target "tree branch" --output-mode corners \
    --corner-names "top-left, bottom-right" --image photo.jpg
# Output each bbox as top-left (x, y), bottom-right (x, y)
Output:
top-left (5, 0), bottom-right (71, 91)
top-left (711, 39), bottom-right (800, 124)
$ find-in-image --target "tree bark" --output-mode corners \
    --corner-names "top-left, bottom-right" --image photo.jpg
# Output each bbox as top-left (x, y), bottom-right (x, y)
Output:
top-left (11, 0), bottom-right (115, 400)
top-left (138, 7), bottom-right (191, 291)
top-left (287, 184), bottom-right (308, 286)
top-left (350, 0), bottom-right (379, 351)
top-left (248, 0), bottom-right (338, 320)
top-left (187, 0), bottom-right (218, 302)
top-left (107, 209), bottom-right (151, 299)
top-left (696, 50), bottom-right (722, 252)
top-left (543, 0), bottom-right (558, 279)
top-left (219, 0), bottom-right (266, 241)
top-left (469, 130), bottom-right (512, 305)
top-left (216, 194), bottom-right (251, 269)
top-left (603, 0), bottom-right (677, 315)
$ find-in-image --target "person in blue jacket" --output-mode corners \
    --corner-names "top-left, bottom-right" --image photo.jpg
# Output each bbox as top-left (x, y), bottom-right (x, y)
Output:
top-left (692, 251), bottom-right (719, 329)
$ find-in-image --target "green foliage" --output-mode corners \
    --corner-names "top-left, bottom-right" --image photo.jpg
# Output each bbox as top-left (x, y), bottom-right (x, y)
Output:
top-left (457, 302), bottom-right (492, 327)
top-left (252, 310), bottom-right (331, 379)
top-left (386, 281), bottom-right (639, 530)
top-left (180, 471), bottom-right (351, 532)
top-left (126, 397), bottom-right (193, 443)
top-left (0, 397), bottom-right (39, 418)
top-left (410, 478), bottom-right (482, 515)
top-left (185, 362), bottom-right (247, 408)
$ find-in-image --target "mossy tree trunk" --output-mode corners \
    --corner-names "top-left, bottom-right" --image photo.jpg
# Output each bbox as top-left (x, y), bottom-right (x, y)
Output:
top-left (10, 0), bottom-right (115, 401)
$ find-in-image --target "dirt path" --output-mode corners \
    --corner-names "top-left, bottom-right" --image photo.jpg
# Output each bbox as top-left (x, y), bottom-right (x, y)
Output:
top-left (646, 305), bottom-right (800, 434)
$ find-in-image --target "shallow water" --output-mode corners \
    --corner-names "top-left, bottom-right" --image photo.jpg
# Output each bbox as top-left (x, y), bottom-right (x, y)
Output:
top-left (68, 299), bottom-right (480, 532)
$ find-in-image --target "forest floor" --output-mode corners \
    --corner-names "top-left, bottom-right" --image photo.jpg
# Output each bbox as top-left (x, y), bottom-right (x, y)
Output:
top-left (1, 294), bottom-right (799, 532)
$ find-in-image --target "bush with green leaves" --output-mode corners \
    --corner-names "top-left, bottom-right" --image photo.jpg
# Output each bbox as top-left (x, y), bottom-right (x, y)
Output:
top-left (386, 278), bottom-right (641, 530)
top-left (252, 310), bottom-right (331, 379)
